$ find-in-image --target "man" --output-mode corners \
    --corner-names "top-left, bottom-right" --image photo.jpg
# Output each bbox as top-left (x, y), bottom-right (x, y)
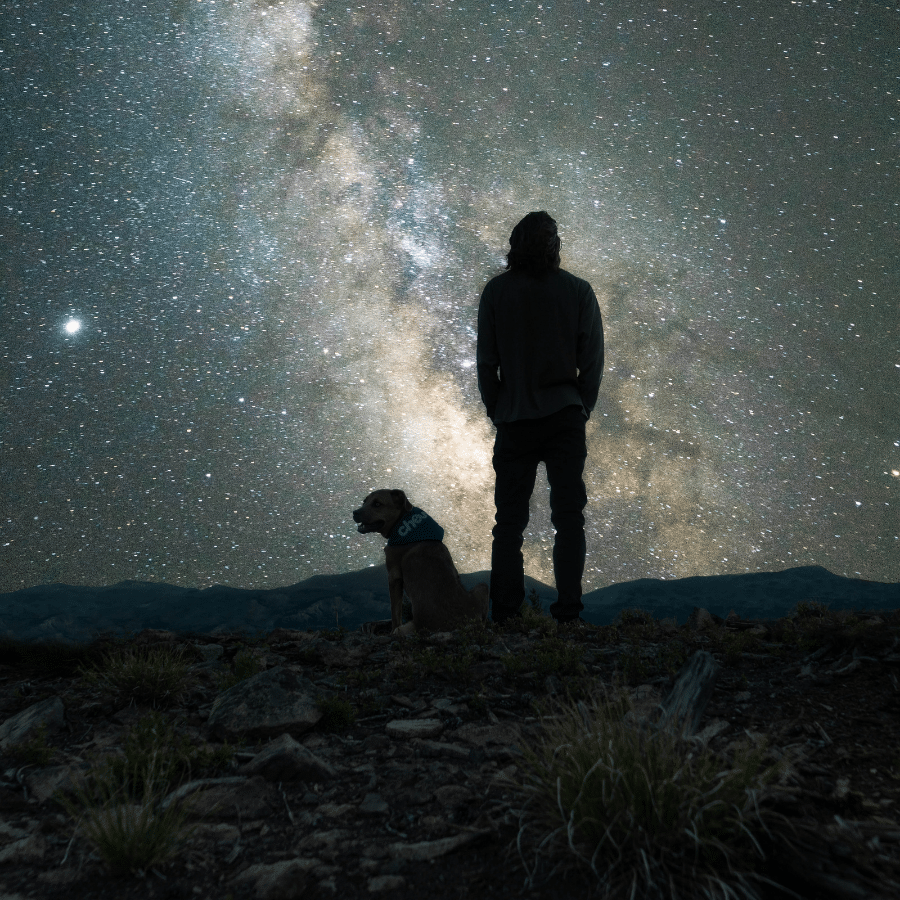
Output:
top-left (476, 211), bottom-right (604, 626)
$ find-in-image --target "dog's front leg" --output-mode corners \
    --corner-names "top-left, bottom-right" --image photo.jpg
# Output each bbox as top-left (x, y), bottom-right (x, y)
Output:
top-left (388, 576), bottom-right (405, 632)
top-left (385, 548), bottom-right (406, 632)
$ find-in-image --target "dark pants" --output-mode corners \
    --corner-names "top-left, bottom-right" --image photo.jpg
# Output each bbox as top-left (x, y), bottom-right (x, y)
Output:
top-left (490, 404), bottom-right (588, 623)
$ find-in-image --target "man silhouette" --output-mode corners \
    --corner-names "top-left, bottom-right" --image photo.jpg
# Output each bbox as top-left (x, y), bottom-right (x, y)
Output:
top-left (476, 211), bottom-right (604, 625)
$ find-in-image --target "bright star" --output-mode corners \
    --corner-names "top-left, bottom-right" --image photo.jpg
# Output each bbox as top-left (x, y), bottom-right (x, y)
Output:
top-left (64, 318), bottom-right (81, 334)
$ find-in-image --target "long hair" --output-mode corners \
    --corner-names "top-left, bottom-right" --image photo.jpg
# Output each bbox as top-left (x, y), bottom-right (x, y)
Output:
top-left (505, 211), bottom-right (561, 275)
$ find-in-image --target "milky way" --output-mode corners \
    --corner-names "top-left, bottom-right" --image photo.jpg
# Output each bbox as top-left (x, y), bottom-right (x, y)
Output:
top-left (2, 0), bottom-right (897, 595)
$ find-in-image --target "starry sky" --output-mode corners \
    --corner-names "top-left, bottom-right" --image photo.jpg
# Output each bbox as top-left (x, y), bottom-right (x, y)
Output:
top-left (2, 0), bottom-right (898, 596)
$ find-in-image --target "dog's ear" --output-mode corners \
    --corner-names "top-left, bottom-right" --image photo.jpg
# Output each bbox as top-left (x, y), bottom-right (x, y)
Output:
top-left (391, 489), bottom-right (412, 513)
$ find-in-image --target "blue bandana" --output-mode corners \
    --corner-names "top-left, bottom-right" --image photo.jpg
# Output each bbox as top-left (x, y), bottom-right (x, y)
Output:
top-left (386, 507), bottom-right (445, 546)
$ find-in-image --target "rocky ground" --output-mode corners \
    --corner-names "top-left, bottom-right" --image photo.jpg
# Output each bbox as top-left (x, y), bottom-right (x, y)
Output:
top-left (0, 600), bottom-right (898, 900)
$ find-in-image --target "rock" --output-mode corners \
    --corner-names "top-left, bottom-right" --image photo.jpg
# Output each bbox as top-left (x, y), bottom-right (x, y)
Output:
top-left (385, 719), bottom-right (443, 739)
top-left (0, 821), bottom-right (29, 841)
top-left (296, 828), bottom-right (350, 856)
top-left (37, 868), bottom-right (81, 885)
top-left (233, 858), bottom-right (319, 900)
top-left (361, 841), bottom-right (389, 860)
top-left (688, 607), bottom-right (722, 631)
top-left (361, 734), bottom-right (391, 752)
top-left (183, 776), bottom-right (274, 819)
top-left (207, 667), bottom-right (323, 739)
top-left (0, 833), bottom-right (46, 864)
top-left (450, 722), bottom-right (520, 747)
top-left (358, 793), bottom-right (389, 815)
top-left (24, 764), bottom-right (87, 803)
top-left (0, 697), bottom-right (65, 750)
top-left (368, 875), bottom-right (406, 892)
top-left (314, 802), bottom-right (355, 820)
top-left (408, 739), bottom-right (470, 760)
top-left (239, 733), bottom-right (338, 782)
top-left (160, 777), bottom-right (249, 811)
top-left (387, 830), bottom-right (489, 861)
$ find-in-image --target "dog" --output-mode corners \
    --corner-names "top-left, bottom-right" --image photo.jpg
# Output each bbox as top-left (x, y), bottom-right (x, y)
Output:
top-left (352, 489), bottom-right (489, 635)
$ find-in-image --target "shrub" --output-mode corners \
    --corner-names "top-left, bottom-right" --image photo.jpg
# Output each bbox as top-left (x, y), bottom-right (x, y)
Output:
top-left (317, 695), bottom-right (356, 732)
top-left (80, 644), bottom-right (193, 707)
top-left (214, 646), bottom-right (266, 691)
top-left (511, 681), bottom-right (793, 899)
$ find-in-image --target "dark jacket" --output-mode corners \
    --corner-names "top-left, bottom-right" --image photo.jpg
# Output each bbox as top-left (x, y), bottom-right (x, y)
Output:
top-left (476, 267), bottom-right (604, 424)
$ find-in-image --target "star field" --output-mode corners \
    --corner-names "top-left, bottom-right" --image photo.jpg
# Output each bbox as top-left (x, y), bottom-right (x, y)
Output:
top-left (1, 0), bottom-right (897, 594)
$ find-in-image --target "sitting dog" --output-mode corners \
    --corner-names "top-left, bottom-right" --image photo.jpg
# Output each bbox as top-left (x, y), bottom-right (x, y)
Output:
top-left (353, 489), bottom-right (489, 635)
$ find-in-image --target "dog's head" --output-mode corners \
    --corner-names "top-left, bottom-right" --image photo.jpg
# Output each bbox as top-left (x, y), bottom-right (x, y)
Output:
top-left (352, 489), bottom-right (413, 539)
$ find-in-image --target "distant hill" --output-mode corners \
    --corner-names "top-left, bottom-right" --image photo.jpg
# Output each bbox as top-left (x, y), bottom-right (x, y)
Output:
top-left (0, 565), bottom-right (896, 643)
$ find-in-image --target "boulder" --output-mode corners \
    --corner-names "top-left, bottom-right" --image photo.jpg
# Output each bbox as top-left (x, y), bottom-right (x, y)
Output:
top-left (0, 697), bottom-right (65, 751)
top-left (207, 667), bottom-right (322, 739)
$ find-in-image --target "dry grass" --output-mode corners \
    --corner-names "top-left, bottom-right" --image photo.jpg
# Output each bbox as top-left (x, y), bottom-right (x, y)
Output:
top-left (61, 747), bottom-right (194, 875)
top-left (79, 643), bottom-right (194, 707)
top-left (510, 679), bottom-right (800, 900)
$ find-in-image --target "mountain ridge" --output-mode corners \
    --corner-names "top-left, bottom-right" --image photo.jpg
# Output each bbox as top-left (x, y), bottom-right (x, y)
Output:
top-left (1, 565), bottom-right (897, 644)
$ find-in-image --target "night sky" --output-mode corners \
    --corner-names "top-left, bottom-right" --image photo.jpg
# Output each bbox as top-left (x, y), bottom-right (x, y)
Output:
top-left (2, 0), bottom-right (897, 596)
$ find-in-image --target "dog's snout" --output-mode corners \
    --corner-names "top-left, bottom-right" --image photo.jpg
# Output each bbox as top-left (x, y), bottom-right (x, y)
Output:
top-left (352, 508), bottom-right (362, 522)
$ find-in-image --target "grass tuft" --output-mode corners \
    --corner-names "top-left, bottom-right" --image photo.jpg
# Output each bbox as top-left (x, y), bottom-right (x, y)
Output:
top-left (61, 710), bottom-right (233, 875)
top-left (80, 644), bottom-right (194, 707)
top-left (62, 752), bottom-right (193, 875)
top-left (214, 646), bottom-right (266, 691)
top-left (102, 711), bottom-right (234, 798)
top-left (6, 722), bottom-right (56, 767)
top-left (316, 694), bottom-right (356, 732)
top-left (511, 680), bottom-right (795, 899)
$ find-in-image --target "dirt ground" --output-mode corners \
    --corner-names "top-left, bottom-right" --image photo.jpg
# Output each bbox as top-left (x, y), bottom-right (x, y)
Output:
top-left (0, 601), bottom-right (898, 900)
